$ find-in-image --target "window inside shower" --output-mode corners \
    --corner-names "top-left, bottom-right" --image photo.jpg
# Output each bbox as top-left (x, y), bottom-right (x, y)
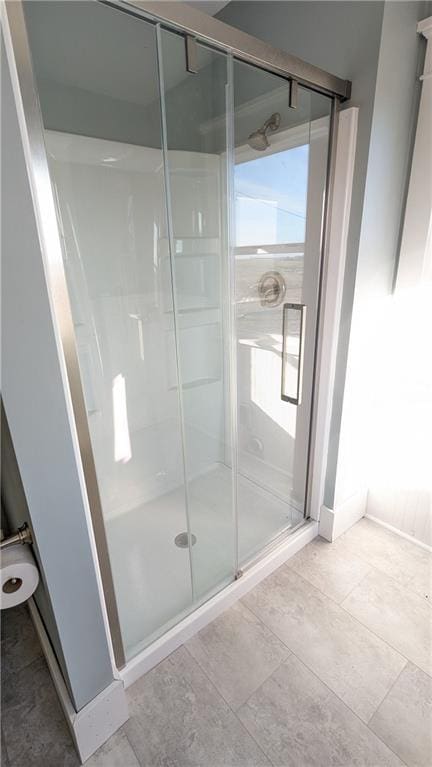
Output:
top-left (23, 0), bottom-right (332, 661)
top-left (235, 145), bottom-right (309, 246)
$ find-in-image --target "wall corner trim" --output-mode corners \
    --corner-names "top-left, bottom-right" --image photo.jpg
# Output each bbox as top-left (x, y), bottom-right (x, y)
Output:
top-left (319, 488), bottom-right (367, 541)
top-left (28, 599), bottom-right (129, 764)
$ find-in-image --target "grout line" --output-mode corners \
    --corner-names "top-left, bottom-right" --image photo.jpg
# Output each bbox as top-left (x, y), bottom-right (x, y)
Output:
top-left (336, 565), bottom-right (373, 603)
top-left (260, 546), bottom-right (424, 671)
top-left (287, 651), bottom-right (410, 767)
top-left (349, 557), bottom-right (431, 606)
top-left (121, 728), bottom-right (142, 767)
top-left (238, 597), bottom-right (299, 661)
top-left (366, 662), bottom-right (408, 726)
top-left (186, 609), bottom-right (409, 767)
top-left (289, 524), bottom-right (429, 606)
top-left (339, 565), bottom-right (432, 666)
top-left (0, 645), bottom-right (45, 681)
top-left (247, 553), bottom-right (368, 619)
top-left (1, 725), bottom-right (11, 767)
top-left (241, 569), bottom-right (414, 724)
top-left (339, 521), bottom-right (431, 603)
top-left (280, 543), bottom-right (374, 609)
top-left (242, 552), bottom-right (424, 682)
top-left (182, 645), bottom-right (273, 765)
top-left (235, 654), bottom-right (290, 713)
top-left (234, 706), bottom-right (277, 767)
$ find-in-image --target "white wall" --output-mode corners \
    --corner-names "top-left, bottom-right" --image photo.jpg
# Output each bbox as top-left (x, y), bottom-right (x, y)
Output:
top-left (46, 131), bottom-right (226, 520)
top-left (366, 288), bottom-right (431, 547)
top-left (365, 17), bottom-right (432, 548)
top-left (329, 1), bottom-right (430, 536)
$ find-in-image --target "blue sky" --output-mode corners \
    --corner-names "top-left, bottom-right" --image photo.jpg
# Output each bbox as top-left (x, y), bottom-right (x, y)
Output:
top-left (235, 144), bottom-right (309, 246)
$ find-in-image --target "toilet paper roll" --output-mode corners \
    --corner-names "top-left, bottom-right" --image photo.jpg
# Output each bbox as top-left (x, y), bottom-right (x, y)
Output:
top-left (1, 544), bottom-right (39, 609)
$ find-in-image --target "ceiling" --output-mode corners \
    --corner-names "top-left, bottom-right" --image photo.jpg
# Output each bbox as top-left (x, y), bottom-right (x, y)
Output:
top-left (23, 0), bottom-right (232, 111)
top-left (185, 1), bottom-right (230, 16)
top-left (24, 1), bottom-right (217, 109)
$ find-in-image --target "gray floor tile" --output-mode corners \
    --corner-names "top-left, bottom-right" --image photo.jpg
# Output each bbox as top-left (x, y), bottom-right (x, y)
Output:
top-left (1, 656), bottom-right (79, 767)
top-left (1, 605), bottom-right (43, 679)
top-left (342, 568), bottom-right (432, 677)
top-left (238, 654), bottom-right (404, 767)
top-left (2, 727), bottom-right (11, 767)
top-left (370, 663), bottom-right (432, 767)
top-left (409, 559), bottom-right (432, 603)
top-left (125, 646), bottom-right (271, 766)
top-left (286, 536), bottom-right (372, 602)
top-left (243, 566), bottom-right (406, 722)
top-left (186, 602), bottom-right (289, 709)
top-left (339, 518), bottom-right (432, 601)
top-left (84, 730), bottom-right (140, 767)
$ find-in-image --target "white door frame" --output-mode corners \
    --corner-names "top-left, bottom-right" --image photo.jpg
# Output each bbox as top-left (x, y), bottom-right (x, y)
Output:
top-left (308, 107), bottom-right (358, 524)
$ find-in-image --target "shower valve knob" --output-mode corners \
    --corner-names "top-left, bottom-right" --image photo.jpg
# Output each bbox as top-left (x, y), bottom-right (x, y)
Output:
top-left (258, 271), bottom-right (286, 307)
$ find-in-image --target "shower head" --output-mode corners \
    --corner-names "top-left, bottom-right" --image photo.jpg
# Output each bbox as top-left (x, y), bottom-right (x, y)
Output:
top-left (247, 112), bottom-right (281, 152)
top-left (247, 130), bottom-right (270, 152)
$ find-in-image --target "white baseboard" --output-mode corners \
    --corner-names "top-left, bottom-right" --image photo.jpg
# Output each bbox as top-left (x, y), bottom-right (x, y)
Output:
top-left (28, 599), bottom-right (128, 764)
top-left (365, 514), bottom-right (432, 552)
top-left (319, 489), bottom-right (367, 541)
top-left (121, 520), bottom-right (318, 689)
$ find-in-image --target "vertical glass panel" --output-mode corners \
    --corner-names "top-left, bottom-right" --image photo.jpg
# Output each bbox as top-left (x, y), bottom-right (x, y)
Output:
top-left (24, 1), bottom-right (194, 658)
top-left (233, 61), bottom-right (332, 564)
top-left (159, 30), bottom-right (236, 599)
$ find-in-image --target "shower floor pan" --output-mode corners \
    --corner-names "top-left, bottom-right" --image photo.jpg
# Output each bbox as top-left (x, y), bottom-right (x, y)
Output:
top-left (106, 463), bottom-right (303, 661)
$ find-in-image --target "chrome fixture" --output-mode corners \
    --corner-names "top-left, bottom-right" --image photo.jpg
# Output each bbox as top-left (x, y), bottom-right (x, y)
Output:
top-left (174, 532), bottom-right (197, 548)
top-left (248, 112), bottom-right (281, 151)
top-left (185, 35), bottom-right (198, 74)
top-left (289, 79), bottom-right (298, 109)
top-left (0, 523), bottom-right (32, 550)
top-left (258, 270), bottom-right (286, 306)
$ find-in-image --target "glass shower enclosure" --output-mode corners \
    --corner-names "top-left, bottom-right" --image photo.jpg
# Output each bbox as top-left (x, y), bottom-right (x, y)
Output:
top-left (22, 0), bottom-right (337, 664)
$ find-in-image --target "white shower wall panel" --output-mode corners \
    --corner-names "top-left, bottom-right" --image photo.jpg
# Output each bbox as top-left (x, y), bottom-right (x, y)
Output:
top-left (46, 132), bottom-right (225, 518)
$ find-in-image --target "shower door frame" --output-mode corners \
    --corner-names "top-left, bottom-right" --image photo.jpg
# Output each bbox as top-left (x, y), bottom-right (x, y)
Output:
top-left (3, 0), bottom-right (350, 674)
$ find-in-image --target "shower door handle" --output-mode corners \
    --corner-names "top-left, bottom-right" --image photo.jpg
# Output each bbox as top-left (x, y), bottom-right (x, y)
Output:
top-left (281, 303), bottom-right (306, 406)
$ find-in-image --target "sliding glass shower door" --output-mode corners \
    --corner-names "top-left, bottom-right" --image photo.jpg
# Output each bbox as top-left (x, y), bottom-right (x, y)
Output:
top-left (158, 29), bottom-right (236, 602)
top-left (232, 61), bottom-right (332, 564)
top-left (24, 0), bottom-right (332, 662)
top-left (159, 37), bottom-right (333, 570)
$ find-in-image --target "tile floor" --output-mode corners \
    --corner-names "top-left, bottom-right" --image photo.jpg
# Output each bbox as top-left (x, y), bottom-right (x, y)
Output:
top-left (1, 518), bottom-right (431, 766)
